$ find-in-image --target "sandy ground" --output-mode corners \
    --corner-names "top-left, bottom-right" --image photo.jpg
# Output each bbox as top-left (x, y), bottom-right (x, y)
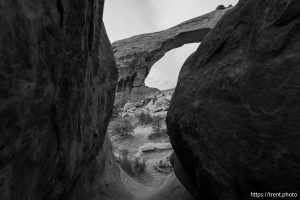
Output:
top-left (119, 168), bottom-right (194, 200)
top-left (109, 122), bottom-right (195, 200)
top-left (111, 125), bottom-right (172, 186)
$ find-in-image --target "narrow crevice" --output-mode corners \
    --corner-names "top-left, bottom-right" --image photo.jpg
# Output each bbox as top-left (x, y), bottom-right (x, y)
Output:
top-left (88, 0), bottom-right (95, 51)
top-left (56, 0), bottom-right (64, 28)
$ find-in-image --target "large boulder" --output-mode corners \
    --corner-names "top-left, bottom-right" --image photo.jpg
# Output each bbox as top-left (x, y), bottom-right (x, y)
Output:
top-left (167, 0), bottom-right (300, 199)
top-left (113, 8), bottom-right (232, 107)
top-left (139, 143), bottom-right (172, 153)
top-left (124, 102), bottom-right (140, 111)
top-left (170, 153), bottom-right (198, 198)
top-left (128, 86), bottom-right (161, 103)
top-left (0, 0), bottom-right (119, 199)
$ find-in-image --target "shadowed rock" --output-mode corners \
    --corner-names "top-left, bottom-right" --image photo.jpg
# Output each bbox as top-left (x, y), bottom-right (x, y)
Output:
top-left (167, 0), bottom-right (300, 199)
top-left (0, 0), bottom-right (118, 199)
top-left (112, 7), bottom-right (232, 107)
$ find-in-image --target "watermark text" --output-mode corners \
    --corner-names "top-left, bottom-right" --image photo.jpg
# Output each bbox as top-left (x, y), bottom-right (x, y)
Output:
top-left (251, 192), bottom-right (298, 198)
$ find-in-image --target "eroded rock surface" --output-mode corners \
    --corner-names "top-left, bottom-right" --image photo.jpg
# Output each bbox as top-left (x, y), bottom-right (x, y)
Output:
top-left (69, 136), bottom-right (135, 200)
top-left (128, 86), bottom-right (160, 103)
top-left (167, 0), bottom-right (300, 199)
top-left (146, 173), bottom-right (195, 200)
top-left (0, 0), bottom-right (118, 199)
top-left (120, 88), bottom-right (174, 117)
top-left (112, 7), bottom-right (232, 107)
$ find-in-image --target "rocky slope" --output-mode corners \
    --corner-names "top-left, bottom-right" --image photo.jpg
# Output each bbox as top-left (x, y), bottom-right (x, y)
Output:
top-left (108, 86), bottom-right (194, 199)
top-left (127, 86), bottom-right (160, 103)
top-left (122, 88), bottom-right (174, 117)
top-left (112, 6), bottom-right (232, 107)
top-left (167, 0), bottom-right (300, 199)
top-left (0, 1), bottom-right (118, 199)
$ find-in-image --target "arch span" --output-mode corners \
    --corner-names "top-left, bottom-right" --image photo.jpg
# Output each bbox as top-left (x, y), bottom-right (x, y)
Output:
top-left (145, 43), bottom-right (200, 90)
top-left (112, 7), bottom-right (232, 106)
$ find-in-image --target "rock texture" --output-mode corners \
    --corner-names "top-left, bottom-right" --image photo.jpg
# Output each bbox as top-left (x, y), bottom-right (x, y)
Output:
top-left (167, 0), bottom-right (300, 199)
top-left (170, 153), bottom-right (198, 199)
top-left (0, 0), bottom-right (118, 199)
top-left (127, 86), bottom-right (160, 103)
top-left (112, 7), bottom-right (232, 107)
top-left (121, 88), bottom-right (174, 117)
top-left (146, 173), bottom-right (195, 200)
top-left (69, 136), bottom-right (135, 200)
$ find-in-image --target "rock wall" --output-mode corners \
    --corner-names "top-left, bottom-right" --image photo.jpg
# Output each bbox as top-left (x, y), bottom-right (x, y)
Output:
top-left (167, 0), bottom-right (300, 199)
top-left (0, 0), bottom-right (118, 199)
top-left (112, 7), bottom-right (232, 107)
top-left (69, 136), bottom-right (135, 200)
top-left (146, 173), bottom-right (195, 200)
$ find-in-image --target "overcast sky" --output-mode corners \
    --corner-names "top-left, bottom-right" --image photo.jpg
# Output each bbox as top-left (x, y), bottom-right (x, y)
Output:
top-left (104, 0), bottom-right (238, 90)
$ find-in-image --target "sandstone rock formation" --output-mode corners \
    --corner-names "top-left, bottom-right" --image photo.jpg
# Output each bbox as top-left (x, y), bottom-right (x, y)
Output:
top-left (170, 153), bottom-right (198, 199)
top-left (120, 88), bottom-right (174, 117)
top-left (128, 86), bottom-right (161, 103)
top-left (0, 0), bottom-right (118, 199)
top-left (112, 7), bottom-right (231, 107)
top-left (146, 173), bottom-right (195, 200)
top-left (167, 0), bottom-right (300, 199)
top-left (69, 136), bottom-right (135, 200)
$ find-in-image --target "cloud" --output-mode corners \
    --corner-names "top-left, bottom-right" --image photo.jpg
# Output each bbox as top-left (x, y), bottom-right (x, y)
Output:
top-left (104, 0), bottom-right (238, 42)
top-left (146, 76), bottom-right (174, 90)
top-left (146, 0), bottom-right (238, 31)
top-left (145, 43), bottom-right (199, 90)
top-left (104, 0), bottom-right (238, 41)
top-left (104, 0), bottom-right (160, 42)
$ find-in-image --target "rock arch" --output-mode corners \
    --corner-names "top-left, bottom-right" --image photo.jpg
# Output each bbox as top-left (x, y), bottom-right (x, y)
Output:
top-left (112, 7), bottom-right (232, 106)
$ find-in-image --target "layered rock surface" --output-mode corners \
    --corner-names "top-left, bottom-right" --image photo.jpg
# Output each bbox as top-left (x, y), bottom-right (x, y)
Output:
top-left (0, 0), bottom-right (118, 199)
top-left (112, 7), bottom-right (232, 107)
top-left (127, 86), bottom-right (160, 103)
top-left (167, 0), bottom-right (300, 199)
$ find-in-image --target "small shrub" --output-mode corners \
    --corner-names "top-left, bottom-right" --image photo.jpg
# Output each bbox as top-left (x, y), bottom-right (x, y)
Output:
top-left (133, 157), bottom-right (147, 175)
top-left (111, 105), bottom-right (120, 119)
top-left (154, 159), bottom-right (173, 174)
top-left (118, 149), bottom-right (147, 176)
top-left (148, 130), bottom-right (167, 140)
top-left (109, 118), bottom-right (134, 136)
top-left (148, 115), bottom-right (166, 140)
top-left (137, 112), bottom-right (153, 124)
top-left (119, 149), bottom-right (134, 176)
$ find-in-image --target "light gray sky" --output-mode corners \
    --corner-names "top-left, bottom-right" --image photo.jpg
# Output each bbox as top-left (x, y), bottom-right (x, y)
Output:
top-left (104, 0), bottom-right (238, 90)
top-left (145, 43), bottom-right (200, 90)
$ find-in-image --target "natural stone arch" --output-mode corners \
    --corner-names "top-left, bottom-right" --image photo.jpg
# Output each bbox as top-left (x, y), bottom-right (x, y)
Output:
top-left (112, 7), bottom-right (232, 106)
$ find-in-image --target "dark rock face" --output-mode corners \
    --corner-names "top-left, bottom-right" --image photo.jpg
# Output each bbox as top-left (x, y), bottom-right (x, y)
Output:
top-left (170, 152), bottom-right (197, 198)
top-left (69, 136), bottom-right (135, 200)
top-left (112, 8), bottom-right (231, 107)
top-left (147, 173), bottom-right (195, 200)
top-left (0, 0), bottom-right (117, 199)
top-left (167, 0), bottom-right (300, 199)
